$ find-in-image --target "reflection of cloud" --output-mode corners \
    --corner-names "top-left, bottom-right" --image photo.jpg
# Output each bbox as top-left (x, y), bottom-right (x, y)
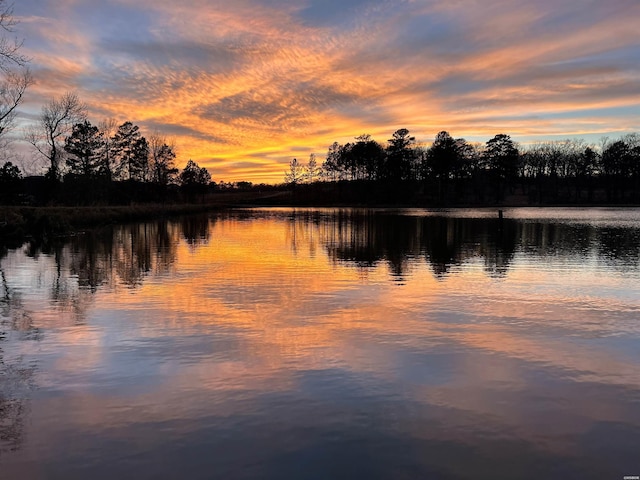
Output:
top-left (3, 212), bottom-right (640, 475)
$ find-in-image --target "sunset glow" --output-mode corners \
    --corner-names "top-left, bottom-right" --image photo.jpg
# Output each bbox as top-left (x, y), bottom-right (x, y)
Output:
top-left (14, 0), bottom-right (640, 183)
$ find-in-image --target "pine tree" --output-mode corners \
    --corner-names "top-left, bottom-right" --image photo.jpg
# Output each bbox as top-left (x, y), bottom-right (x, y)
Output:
top-left (64, 120), bottom-right (104, 176)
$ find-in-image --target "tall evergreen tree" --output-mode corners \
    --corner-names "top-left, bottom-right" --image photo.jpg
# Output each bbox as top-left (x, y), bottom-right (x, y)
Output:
top-left (64, 120), bottom-right (104, 176)
top-left (385, 128), bottom-right (416, 182)
top-left (484, 134), bottom-right (519, 200)
top-left (130, 136), bottom-right (150, 182)
top-left (112, 121), bottom-right (145, 181)
top-left (428, 131), bottom-right (458, 181)
top-left (97, 118), bottom-right (118, 180)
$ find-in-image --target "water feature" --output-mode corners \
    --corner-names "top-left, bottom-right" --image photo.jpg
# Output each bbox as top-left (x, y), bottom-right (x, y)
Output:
top-left (1, 208), bottom-right (639, 479)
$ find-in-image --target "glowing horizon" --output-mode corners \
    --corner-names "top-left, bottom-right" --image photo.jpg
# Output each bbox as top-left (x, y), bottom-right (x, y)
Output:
top-left (12, 0), bottom-right (640, 184)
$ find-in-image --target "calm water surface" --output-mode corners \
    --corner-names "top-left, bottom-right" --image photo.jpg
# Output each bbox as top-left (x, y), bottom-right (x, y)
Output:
top-left (1, 208), bottom-right (639, 479)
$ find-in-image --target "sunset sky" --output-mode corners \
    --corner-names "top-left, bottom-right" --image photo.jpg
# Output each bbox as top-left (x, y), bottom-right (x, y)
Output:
top-left (13, 0), bottom-right (640, 184)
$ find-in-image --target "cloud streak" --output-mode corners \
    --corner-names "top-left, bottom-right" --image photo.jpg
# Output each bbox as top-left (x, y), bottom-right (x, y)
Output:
top-left (13, 0), bottom-right (640, 182)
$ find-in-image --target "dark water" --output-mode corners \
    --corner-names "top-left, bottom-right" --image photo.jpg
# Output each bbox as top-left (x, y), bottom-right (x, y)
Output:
top-left (1, 208), bottom-right (639, 479)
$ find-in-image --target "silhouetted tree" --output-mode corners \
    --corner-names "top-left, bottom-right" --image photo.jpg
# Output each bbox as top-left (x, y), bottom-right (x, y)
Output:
top-left (0, 159), bottom-right (19, 179)
top-left (484, 134), bottom-right (519, 201)
top-left (0, 160), bottom-right (21, 203)
top-left (284, 158), bottom-right (304, 185)
top-left (350, 134), bottom-right (385, 181)
top-left (428, 131), bottom-right (457, 179)
top-left (112, 122), bottom-right (148, 181)
top-left (64, 120), bottom-right (104, 177)
top-left (0, 69), bottom-right (31, 141)
top-left (455, 139), bottom-right (480, 179)
top-left (305, 153), bottom-right (322, 183)
top-left (337, 142), bottom-right (358, 180)
top-left (97, 118), bottom-right (118, 180)
top-left (180, 159), bottom-right (211, 201)
top-left (322, 142), bottom-right (344, 181)
top-left (579, 147), bottom-right (599, 177)
top-left (427, 131), bottom-right (459, 200)
top-left (385, 128), bottom-right (416, 181)
top-left (621, 134), bottom-right (640, 190)
top-left (131, 136), bottom-right (150, 182)
top-left (573, 146), bottom-right (599, 202)
top-left (150, 141), bottom-right (178, 186)
top-left (601, 140), bottom-right (628, 178)
top-left (0, 1), bottom-right (31, 142)
top-left (601, 139), bottom-right (634, 201)
top-left (0, 1), bottom-right (28, 68)
top-left (26, 92), bottom-right (86, 182)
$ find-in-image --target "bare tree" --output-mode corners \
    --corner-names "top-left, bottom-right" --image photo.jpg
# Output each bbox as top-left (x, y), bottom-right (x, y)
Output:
top-left (0, 1), bottom-right (29, 70)
top-left (305, 153), bottom-right (321, 183)
top-left (0, 68), bottom-right (31, 138)
top-left (284, 158), bottom-right (304, 185)
top-left (0, 1), bottom-right (31, 144)
top-left (26, 92), bottom-right (86, 180)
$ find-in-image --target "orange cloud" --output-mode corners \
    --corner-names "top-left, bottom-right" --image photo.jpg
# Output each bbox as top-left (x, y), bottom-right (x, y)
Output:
top-left (14, 0), bottom-right (640, 182)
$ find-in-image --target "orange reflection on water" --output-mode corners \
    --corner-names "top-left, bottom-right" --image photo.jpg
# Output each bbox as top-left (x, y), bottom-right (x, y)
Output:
top-left (2, 210), bottom-right (640, 479)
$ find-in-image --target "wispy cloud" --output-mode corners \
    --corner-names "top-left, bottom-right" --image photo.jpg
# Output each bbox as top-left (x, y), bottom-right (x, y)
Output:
top-left (13, 0), bottom-right (640, 182)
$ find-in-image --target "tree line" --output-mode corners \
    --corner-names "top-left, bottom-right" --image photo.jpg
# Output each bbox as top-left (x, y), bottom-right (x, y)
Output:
top-left (0, 4), bottom-right (212, 206)
top-left (285, 129), bottom-right (640, 204)
top-left (0, 94), bottom-right (212, 205)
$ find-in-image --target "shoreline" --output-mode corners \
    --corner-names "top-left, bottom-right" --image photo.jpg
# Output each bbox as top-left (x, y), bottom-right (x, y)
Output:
top-left (2, 199), bottom-right (639, 248)
top-left (0, 203), bottom-right (227, 247)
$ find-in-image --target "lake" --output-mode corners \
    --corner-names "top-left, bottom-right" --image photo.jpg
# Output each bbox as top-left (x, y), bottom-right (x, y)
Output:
top-left (1, 207), bottom-right (639, 479)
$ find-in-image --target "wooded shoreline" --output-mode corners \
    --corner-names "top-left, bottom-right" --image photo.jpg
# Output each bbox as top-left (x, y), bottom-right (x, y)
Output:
top-left (0, 203), bottom-right (225, 247)
top-left (2, 186), bottom-right (639, 249)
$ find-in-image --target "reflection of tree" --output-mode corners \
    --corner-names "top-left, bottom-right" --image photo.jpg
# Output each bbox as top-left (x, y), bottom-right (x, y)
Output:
top-left (68, 230), bottom-right (113, 293)
top-left (16, 219), bottom-right (183, 301)
top-left (321, 211), bottom-right (427, 279)
top-left (0, 263), bottom-right (37, 456)
top-left (319, 212), bottom-right (518, 279)
top-left (423, 217), bottom-right (468, 277)
top-left (597, 227), bottom-right (640, 272)
top-left (323, 212), bottom-right (385, 268)
top-left (154, 220), bottom-right (178, 273)
top-left (113, 221), bottom-right (180, 287)
top-left (114, 223), bottom-right (152, 287)
top-left (297, 212), bottom-right (639, 279)
top-left (516, 221), bottom-right (640, 272)
top-left (285, 210), bottom-right (323, 257)
top-left (0, 214), bottom-right (215, 454)
top-left (181, 214), bottom-right (212, 247)
top-left (481, 219), bottom-right (518, 279)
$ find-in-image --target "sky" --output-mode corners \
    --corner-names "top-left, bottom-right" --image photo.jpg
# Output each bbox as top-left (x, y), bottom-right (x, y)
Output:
top-left (11, 0), bottom-right (640, 183)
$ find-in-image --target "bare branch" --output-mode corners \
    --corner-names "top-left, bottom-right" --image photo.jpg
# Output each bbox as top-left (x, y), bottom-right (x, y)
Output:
top-left (0, 1), bottom-right (30, 69)
top-left (0, 67), bottom-right (32, 137)
top-left (26, 91), bottom-right (87, 180)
